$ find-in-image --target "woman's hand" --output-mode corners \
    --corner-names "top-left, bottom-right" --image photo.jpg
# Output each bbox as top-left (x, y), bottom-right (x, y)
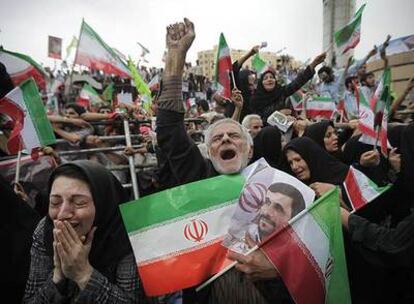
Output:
top-left (55, 220), bottom-right (96, 289)
top-left (52, 228), bottom-right (64, 284)
top-left (360, 150), bottom-right (380, 167)
top-left (310, 182), bottom-right (335, 198)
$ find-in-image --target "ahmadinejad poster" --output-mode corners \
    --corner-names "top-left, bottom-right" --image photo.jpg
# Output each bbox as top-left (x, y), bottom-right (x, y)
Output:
top-left (223, 158), bottom-right (315, 254)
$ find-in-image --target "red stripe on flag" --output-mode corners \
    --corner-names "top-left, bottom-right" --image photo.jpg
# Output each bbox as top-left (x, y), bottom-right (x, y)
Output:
top-left (344, 168), bottom-right (367, 211)
top-left (358, 122), bottom-right (377, 138)
top-left (11, 67), bottom-right (46, 91)
top-left (306, 109), bottom-right (334, 119)
top-left (217, 57), bottom-right (232, 99)
top-left (138, 241), bottom-right (228, 296)
top-left (262, 225), bottom-right (325, 304)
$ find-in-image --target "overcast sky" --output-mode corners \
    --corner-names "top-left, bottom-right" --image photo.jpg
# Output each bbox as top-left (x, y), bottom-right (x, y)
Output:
top-left (1, 0), bottom-right (413, 69)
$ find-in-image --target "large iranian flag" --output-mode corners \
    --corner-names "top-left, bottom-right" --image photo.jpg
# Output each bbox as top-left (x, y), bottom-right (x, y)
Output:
top-left (0, 47), bottom-right (48, 90)
top-left (120, 174), bottom-right (244, 296)
top-left (343, 166), bottom-right (391, 212)
top-left (305, 96), bottom-right (336, 119)
top-left (262, 188), bottom-right (351, 304)
top-left (0, 78), bottom-right (55, 154)
top-left (334, 4), bottom-right (366, 54)
top-left (213, 33), bottom-right (233, 99)
top-left (74, 20), bottom-right (131, 78)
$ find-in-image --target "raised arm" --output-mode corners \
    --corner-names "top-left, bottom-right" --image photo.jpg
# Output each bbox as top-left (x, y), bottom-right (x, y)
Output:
top-left (156, 19), bottom-right (208, 185)
top-left (233, 45), bottom-right (260, 71)
top-left (283, 52), bottom-right (326, 97)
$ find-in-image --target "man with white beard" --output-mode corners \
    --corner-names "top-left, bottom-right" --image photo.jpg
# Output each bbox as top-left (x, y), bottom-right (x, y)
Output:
top-left (156, 18), bottom-right (291, 303)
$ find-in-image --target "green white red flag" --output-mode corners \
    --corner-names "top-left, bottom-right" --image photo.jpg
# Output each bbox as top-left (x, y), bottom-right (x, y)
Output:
top-left (334, 4), bottom-right (366, 54)
top-left (0, 78), bottom-right (55, 154)
top-left (343, 166), bottom-right (391, 212)
top-left (356, 76), bottom-right (391, 154)
top-left (289, 89), bottom-right (305, 111)
top-left (305, 96), bottom-right (336, 119)
top-left (262, 188), bottom-right (351, 304)
top-left (0, 47), bottom-right (48, 90)
top-left (120, 174), bottom-right (245, 296)
top-left (213, 33), bottom-right (233, 99)
top-left (74, 20), bottom-right (131, 78)
top-left (77, 84), bottom-right (103, 108)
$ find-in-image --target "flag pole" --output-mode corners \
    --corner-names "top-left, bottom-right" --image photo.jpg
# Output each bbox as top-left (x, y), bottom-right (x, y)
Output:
top-left (14, 146), bottom-right (22, 185)
top-left (123, 119), bottom-right (140, 199)
top-left (373, 125), bottom-right (380, 151)
top-left (230, 71), bottom-right (237, 90)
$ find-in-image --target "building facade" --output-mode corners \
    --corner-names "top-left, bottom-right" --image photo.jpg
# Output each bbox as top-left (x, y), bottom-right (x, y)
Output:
top-left (197, 47), bottom-right (301, 80)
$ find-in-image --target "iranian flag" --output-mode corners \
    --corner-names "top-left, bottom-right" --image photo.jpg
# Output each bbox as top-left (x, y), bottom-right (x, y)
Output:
top-left (262, 188), bottom-right (351, 304)
top-left (120, 174), bottom-right (244, 296)
top-left (334, 4), bottom-right (366, 54)
top-left (343, 166), bottom-right (391, 212)
top-left (74, 20), bottom-right (131, 78)
top-left (289, 89), bottom-right (305, 111)
top-left (213, 33), bottom-right (233, 99)
top-left (370, 68), bottom-right (392, 155)
top-left (0, 47), bottom-right (48, 90)
top-left (77, 83), bottom-right (103, 108)
top-left (356, 82), bottom-right (391, 153)
top-left (0, 78), bottom-right (55, 154)
top-left (252, 53), bottom-right (269, 75)
top-left (306, 96), bottom-right (336, 119)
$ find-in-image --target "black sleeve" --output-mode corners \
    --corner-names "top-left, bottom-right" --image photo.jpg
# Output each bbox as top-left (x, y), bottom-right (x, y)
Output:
top-left (156, 77), bottom-right (207, 187)
top-left (282, 66), bottom-right (314, 98)
top-left (348, 211), bottom-right (414, 268)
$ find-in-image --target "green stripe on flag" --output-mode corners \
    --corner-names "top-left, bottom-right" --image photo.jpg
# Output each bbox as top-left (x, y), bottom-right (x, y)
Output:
top-left (308, 188), bottom-right (351, 303)
top-left (252, 54), bottom-right (267, 74)
top-left (21, 79), bottom-right (56, 146)
top-left (81, 20), bottom-right (129, 71)
top-left (120, 174), bottom-right (245, 233)
top-left (334, 4), bottom-right (366, 47)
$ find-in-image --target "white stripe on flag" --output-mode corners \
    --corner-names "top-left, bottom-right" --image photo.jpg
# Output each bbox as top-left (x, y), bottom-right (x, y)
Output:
top-left (129, 202), bottom-right (236, 263)
top-left (291, 211), bottom-right (330, 278)
top-left (7, 87), bottom-right (41, 150)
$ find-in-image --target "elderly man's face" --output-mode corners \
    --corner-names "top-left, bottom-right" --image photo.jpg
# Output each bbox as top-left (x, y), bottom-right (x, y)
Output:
top-left (258, 191), bottom-right (293, 239)
top-left (248, 118), bottom-right (263, 139)
top-left (208, 122), bottom-right (252, 174)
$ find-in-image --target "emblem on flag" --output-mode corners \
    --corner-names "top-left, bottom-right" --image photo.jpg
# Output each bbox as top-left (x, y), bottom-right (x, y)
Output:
top-left (238, 182), bottom-right (267, 213)
top-left (184, 219), bottom-right (209, 242)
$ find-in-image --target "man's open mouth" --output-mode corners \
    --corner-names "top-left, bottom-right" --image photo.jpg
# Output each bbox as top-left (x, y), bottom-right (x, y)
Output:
top-left (220, 149), bottom-right (237, 160)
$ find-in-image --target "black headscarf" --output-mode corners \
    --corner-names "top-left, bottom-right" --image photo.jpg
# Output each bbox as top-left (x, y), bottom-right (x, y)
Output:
top-left (284, 137), bottom-right (349, 185)
top-left (250, 70), bottom-right (287, 122)
top-left (303, 120), bottom-right (333, 149)
top-left (44, 160), bottom-right (132, 281)
top-left (251, 126), bottom-right (282, 168)
top-left (342, 135), bottom-right (390, 186)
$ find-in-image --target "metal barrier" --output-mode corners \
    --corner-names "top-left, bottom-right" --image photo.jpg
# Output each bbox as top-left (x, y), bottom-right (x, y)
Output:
top-left (57, 144), bottom-right (144, 156)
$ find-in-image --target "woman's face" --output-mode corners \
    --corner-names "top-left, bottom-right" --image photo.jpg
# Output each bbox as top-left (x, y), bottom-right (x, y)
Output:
top-left (49, 176), bottom-right (95, 237)
top-left (262, 73), bottom-right (276, 92)
top-left (286, 149), bottom-right (311, 182)
top-left (324, 126), bottom-right (338, 152)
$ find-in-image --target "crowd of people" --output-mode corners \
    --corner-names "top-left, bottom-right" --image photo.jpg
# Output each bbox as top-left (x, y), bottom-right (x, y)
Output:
top-left (1, 16), bottom-right (414, 304)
